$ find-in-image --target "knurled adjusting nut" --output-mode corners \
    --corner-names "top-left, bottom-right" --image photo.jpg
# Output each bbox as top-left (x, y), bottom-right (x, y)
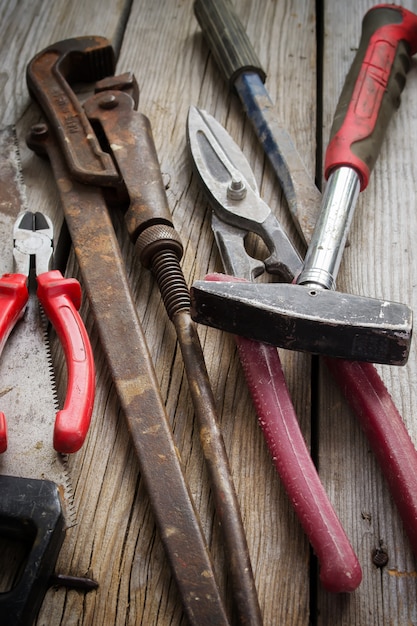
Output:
top-left (135, 224), bottom-right (183, 268)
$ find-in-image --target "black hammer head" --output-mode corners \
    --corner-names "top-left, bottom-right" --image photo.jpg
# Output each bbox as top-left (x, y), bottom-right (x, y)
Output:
top-left (190, 280), bottom-right (412, 365)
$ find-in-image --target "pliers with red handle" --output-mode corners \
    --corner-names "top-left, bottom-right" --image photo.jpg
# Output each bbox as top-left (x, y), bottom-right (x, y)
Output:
top-left (0, 211), bottom-right (95, 454)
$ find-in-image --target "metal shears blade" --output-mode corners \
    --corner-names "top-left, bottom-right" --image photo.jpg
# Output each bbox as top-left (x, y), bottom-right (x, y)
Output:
top-left (187, 106), bottom-right (302, 283)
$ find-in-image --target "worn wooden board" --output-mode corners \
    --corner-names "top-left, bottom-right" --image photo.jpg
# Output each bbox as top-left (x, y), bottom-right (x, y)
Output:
top-left (0, 0), bottom-right (416, 624)
top-left (317, 1), bottom-right (417, 624)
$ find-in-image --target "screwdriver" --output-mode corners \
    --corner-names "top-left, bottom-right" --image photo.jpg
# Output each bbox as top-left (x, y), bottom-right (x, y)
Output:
top-left (194, 0), bottom-right (322, 244)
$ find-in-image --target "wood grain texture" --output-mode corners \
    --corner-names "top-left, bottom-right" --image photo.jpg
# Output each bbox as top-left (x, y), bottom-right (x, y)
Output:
top-left (0, 0), bottom-right (416, 624)
top-left (317, 1), bottom-right (417, 624)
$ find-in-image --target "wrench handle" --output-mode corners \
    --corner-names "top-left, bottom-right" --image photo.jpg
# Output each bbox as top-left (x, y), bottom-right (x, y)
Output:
top-left (325, 4), bottom-right (417, 190)
top-left (37, 270), bottom-right (95, 454)
top-left (194, 0), bottom-right (266, 86)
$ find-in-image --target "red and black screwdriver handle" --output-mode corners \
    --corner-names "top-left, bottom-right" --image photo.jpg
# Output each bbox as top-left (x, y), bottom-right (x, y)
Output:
top-left (0, 270), bottom-right (95, 454)
top-left (325, 4), bottom-right (417, 190)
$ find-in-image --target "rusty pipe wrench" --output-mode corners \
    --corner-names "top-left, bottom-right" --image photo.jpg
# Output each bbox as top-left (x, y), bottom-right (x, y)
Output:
top-left (191, 0), bottom-right (413, 366)
top-left (81, 86), bottom-right (261, 625)
top-left (187, 106), bottom-right (362, 592)
top-left (191, 1), bottom-right (417, 560)
top-left (25, 37), bottom-right (260, 625)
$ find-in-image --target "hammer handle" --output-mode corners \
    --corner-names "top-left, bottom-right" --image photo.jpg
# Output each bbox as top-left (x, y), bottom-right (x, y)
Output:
top-left (325, 5), bottom-right (417, 190)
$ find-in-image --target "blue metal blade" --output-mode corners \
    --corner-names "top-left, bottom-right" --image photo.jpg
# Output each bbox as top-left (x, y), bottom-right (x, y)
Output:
top-left (234, 72), bottom-right (321, 245)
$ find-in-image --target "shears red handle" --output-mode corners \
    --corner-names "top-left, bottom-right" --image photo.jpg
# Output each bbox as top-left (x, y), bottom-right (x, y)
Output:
top-left (0, 270), bottom-right (95, 454)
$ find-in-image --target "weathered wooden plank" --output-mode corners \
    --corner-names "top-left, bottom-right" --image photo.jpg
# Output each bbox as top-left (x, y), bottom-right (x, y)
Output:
top-left (2, 1), bottom-right (315, 624)
top-left (317, 1), bottom-right (417, 624)
top-left (112, 1), bottom-right (316, 624)
top-left (6, 0), bottom-right (417, 623)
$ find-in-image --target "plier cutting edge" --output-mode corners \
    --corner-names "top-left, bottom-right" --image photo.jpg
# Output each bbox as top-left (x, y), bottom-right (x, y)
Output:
top-left (0, 211), bottom-right (95, 454)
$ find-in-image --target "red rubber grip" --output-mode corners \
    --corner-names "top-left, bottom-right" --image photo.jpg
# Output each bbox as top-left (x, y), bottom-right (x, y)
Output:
top-left (325, 5), bottom-right (417, 190)
top-left (37, 270), bottom-right (95, 453)
top-left (326, 358), bottom-right (417, 562)
top-left (205, 273), bottom-right (362, 592)
top-left (0, 274), bottom-right (28, 452)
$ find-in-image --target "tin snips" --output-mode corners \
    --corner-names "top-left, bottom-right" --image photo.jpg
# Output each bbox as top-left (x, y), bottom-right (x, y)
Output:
top-left (186, 106), bottom-right (362, 593)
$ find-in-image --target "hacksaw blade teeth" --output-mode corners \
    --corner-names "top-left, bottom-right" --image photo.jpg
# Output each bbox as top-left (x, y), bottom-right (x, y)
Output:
top-left (0, 125), bottom-right (77, 527)
top-left (11, 125), bottom-right (27, 203)
top-left (40, 307), bottom-right (60, 414)
top-left (40, 306), bottom-right (78, 526)
top-left (59, 453), bottom-right (77, 527)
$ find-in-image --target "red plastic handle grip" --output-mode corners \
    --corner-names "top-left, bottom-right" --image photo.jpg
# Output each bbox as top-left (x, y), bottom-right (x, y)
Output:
top-left (0, 274), bottom-right (29, 452)
top-left (326, 358), bottom-right (417, 561)
top-left (325, 5), bottom-right (417, 190)
top-left (37, 270), bottom-right (95, 454)
top-left (205, 273), bottom-right (362, 592)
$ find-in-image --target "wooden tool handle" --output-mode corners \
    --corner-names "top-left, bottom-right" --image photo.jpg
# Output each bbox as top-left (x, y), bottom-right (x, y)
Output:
top-left (194, 0), bottom-right (266, 86)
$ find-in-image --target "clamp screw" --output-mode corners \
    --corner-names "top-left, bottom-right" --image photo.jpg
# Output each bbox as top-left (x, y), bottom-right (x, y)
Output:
top-left (227, 175), bottom-right (247, 200)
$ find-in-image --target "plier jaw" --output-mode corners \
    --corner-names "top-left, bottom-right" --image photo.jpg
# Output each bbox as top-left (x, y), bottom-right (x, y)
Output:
top-left (13, 210), bottom-right (53, 278)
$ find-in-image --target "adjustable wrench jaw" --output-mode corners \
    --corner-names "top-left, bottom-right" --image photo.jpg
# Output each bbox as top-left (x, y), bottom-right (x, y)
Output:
top-left (26, 36), bottom-right (118, 186)
top-left (27, 44), bottom-right (184, 275)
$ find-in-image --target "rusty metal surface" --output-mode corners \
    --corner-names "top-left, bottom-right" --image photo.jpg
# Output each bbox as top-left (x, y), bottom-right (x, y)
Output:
top-left (28, 124), bottom-right (230, 626)
top-left (26, 37), bottom-right (118, 185)
top-left (25, 34), bottom-right (263, 624)
top-left (85, 88), bottom-right (262, 625)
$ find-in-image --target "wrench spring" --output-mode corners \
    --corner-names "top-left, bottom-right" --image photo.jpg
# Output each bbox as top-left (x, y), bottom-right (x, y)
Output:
top-left (151, 249), bottom-right (191, 319)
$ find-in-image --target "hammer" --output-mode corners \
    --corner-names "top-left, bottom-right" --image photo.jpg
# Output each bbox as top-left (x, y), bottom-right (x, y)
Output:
top-left (190, 4), bottom-right (415, 365)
